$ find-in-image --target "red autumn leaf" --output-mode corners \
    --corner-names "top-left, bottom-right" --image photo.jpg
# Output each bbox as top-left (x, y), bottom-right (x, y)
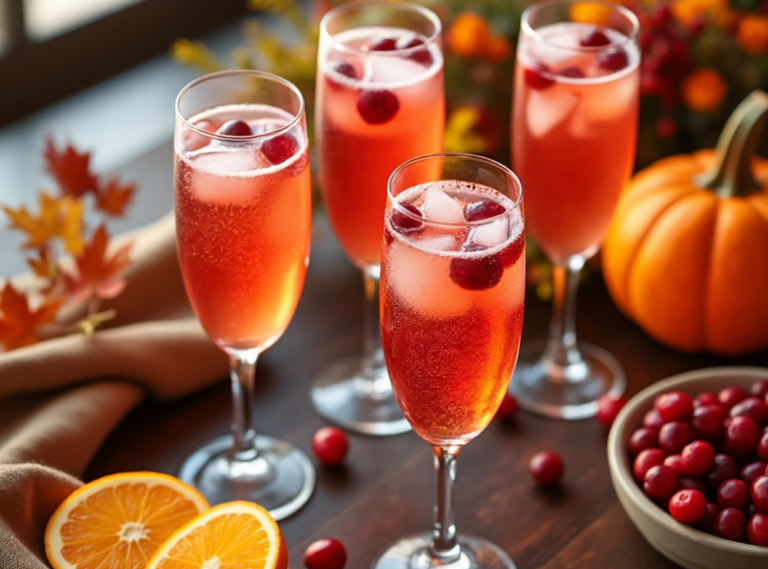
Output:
top-left (44, 136), bottom-right (99, 198)
top-left (0, 282), bottom-right (63, 351)
top-left (64, 225), bottom-right (132, 303)
top-left (95, 177), bottom-right (135, 217)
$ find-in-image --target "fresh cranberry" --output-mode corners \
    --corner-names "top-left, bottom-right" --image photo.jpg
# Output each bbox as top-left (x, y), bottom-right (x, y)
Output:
top-left (747, 513), bottom-right (768, 545)
top-left (304, 538), bottom-right (347, 569)
top-left (731, 397), bottom-right (768, 427)
top-left (707, 454), bottom-right (739, 490)
top-left (557, 66), bottom-right (585, 79)
top-left (524, 62), bottom-right (554, 90)
top-left (330, 61), bottom-right (358, 80)
top-left (391, 203), bottom-right (423, 234)
top-left (495, 393), bottom-right (518, 421)
top-left (370, 37), bottom-right (398, 51)
top-left (629, 427), bottom-right (659, 455)
top-left (758, 432), bottom-right (768, 461)
top-left (681, 440), bottom-right (714, 477)
top-left (465, 200), bottom-right (506, 222)
top-left (663, 454), bottom-right (685, 474)
top-left (713, 508), bottom-right (746, 541)
top-left (655, 391), bottom-right (694, 423)
top-left (357, 90), bottom-right (400, 124)
top-left (398, 37), bottom-right (432, 65)
top-left (579, 28), bottom-right (611, 47)
top-left (753, 476), bottom-right (768, 512)
top-left (596, 395), bottom-right (625, 428)
top-left (261, 134), bottom-right (299, 165)
top-left (669, 489), bottom-right (707, 524)
top-left (529, 451), bottom-right (564, 487)
top-left (644, 465), bottom-right (679, 501)
top-left (217, 119), bottom-right (252, 137)
top-left (717, 479), bottom-right (750, 510)
top-left (312, 427), bottom-right (349, 466)
top-left (719, 386), bottom-right (747, 410)
top-left (598, 48), bottom-right (629, 72)
top-left (695, 503), bottom-right (721, 532)
top-left (449, 244), bottom-right (503, 291)
top-left (679, 476), bottom-right (707, 495)
top-left (725, 416), bottom-right (760, 455)
top-left (659, 421), bottom-right (690, 454)
top-left (643, 408), bottom-right (665, 430)
top-left (741, 461), bottom-right (768, 485)
top-left (634, 448), bottom-right (665, 481)
top-left (748, 503), bottom-right (759, 518)
top-left (691, 404), bottom-right (727, 442)
top-left (751, 380), bottom-right (768, 399)
top-left (694, 392), bottom-right (719, 408)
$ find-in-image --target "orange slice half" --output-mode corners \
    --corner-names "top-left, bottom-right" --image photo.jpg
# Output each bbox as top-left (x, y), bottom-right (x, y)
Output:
top-left (145, 501), bottom-right (288, 569)
top-left (45, 471), bottom-right (209, 569)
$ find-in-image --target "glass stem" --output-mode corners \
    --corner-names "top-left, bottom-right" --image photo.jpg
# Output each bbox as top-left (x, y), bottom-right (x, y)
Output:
top-left (360, 266), bottom-right (389, 396)
top-left (229, 351), bottom-right (259, 462)
top-left (428, 445), bottom-right (462, 563)
top-left (543, 256), bottom-right (585, 374)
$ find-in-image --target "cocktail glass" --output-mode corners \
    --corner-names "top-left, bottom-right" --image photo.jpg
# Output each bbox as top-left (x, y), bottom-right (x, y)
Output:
top-left (509, 0), bottom-right (640, 419)
top-left (375, 153), bottom-right (525, 569)
top-left (174, 70), bottom-right (314, 519)
top-left (312, 1), bottom-right (445, 435)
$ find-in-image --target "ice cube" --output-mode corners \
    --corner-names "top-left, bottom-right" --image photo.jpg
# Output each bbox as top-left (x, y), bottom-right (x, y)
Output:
top-left (470, 218), bottom-right (509, 248)
top-left (413, 234), bottom-right (458, 252)
top-left (185, 148), bottom-right (267, 204)
top-left (366, 55), bottom-right (427, 85)
top-left (421, 186), bottom-right (465, 225)
top-left (526, 87), bottom-right (580, 138)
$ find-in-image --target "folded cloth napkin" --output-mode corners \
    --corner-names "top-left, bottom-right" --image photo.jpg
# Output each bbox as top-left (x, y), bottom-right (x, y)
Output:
top-left (0, 213), bottom-right (229, 568)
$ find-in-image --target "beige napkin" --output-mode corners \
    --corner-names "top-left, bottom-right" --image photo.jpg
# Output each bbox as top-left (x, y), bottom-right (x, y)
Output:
top-left (0, 213), bottom-right (229, 568)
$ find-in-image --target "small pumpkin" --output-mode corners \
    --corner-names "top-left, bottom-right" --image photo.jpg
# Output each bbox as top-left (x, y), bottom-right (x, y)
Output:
top-left (603, 91), bottom-right (768, 355)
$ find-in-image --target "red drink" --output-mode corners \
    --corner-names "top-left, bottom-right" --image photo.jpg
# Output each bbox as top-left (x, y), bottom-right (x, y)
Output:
top-left (175, 104), bottom-right (311, 351)
top-left (512, 22), bottom-right (639, 263)
top-left (317, 26), bottom-right (444, 268)
top-left (381, 181), bottom-right (525, 445)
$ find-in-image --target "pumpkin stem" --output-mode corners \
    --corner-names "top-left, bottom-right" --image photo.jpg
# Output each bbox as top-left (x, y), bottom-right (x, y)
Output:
top-left (696, 90), bottom-right (768, 198)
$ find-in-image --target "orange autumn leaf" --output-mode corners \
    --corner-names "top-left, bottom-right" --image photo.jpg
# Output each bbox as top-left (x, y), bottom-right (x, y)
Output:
top-left (95, 177), bottom-right (135, 217)
top-left (27, 245), bottom-right (59, 285)
top-left (3, 192), bottom-right (84, 254)
top-left (44, 136), bottom-right (99, 198)
top-left (64, 225), bottom-right (132, 303)
top-left (0, 282), bottom-right (63, 351)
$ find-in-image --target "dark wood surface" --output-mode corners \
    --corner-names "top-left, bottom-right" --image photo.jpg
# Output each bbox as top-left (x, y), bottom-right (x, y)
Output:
top-left (85, 153), bottom-right (768, 569)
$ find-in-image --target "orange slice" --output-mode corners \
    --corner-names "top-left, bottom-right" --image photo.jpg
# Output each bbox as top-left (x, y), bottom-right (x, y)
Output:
top-left (145, 501), bottom-right (288, 569)
top-left (45, 471), bottom-right (209, 569)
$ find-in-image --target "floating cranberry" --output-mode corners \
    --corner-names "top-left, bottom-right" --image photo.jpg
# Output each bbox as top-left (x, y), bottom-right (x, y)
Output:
top-left (707, 454), bottom-right (738, 490)
top-left (557, 66), bottom-right (585, 79)
top-left (580, 28), bottom-right (611, 47)
top-left (659, 421), bottom-right (690, 454)
top-left (681, 440), bottom-right (714, 477)
top-left (719, 386), bottom-right (747, 410)
top-left (370, 37), bottom-right (398, 51)
top-left (691, 404), bottom-right (727, 442)
top-left (731, 397), bottom-right (768, 427)
top-left (262, 134), bottom-right (299, 165)
top-left (312, 427), bottom-right (349, 466)
top-left (634, 448), bottom-right (665, 481)
top-left (598, 48), bottom-right (629, 72)
top-left (753, 476), bottom-right (768, 512)
top-left (655, 391), bottom-right (694, 423)
top-left (725, 416), bottom-right (760, 455)
top-left (748, 513), bottom-right (768, 545)
top-left (524, 62), bottom-right (554, 90)
top-left (751, 380), bottom-right (768, 399)
top-left (758, 432), bottom-right (768, 461)
top-left (391, 203), bottom-right (423, 234)
top-left (717, 479), bottom-right (750, 511)
top-left (679, 476), bottom-right (707, 495)
top-left (669, 489), bottom-right (707, 525)
top-left (644, 465), bottom-right (679, 501)
top-left (643, 408), bottom-right (664, 430)
top-left (217, 119), bottom-right (252, 136)
top-left (596, 395), bottom-right (625, 428)
top-left (694, 392), bottom-right (719, 408)
top-left (495, 393), bottom-right (518, 421)
top-left (449, 244), bottom-right (504, 291)
top-left (304, 538), bottom-right (347, 569)
top-left (357, 90), bottom-right (400, 124)
top-left (465, 200), bottom-right (506, 222)
top-left (695, 503), bottom-right (721, 532)
top-left (529, 451), bottom-right (564, 487)
top-left (497, 235), bottom-right (525, 269)
top-left (629, 427), bottom-right (659, 456)
top-left (713, 508), bottom-right (746, 541)
top-left (398, 37), bottom-right (432, 65)
top-left (741, 461), bottom-right (768, 485)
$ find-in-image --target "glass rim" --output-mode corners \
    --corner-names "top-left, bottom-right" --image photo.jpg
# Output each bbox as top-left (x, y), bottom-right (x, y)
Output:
top-left (320, 0), bottom-right (442, 58)
top-left (521, 0), bottom-right (640, 52)
top-left (175, 69), bottom-right (306, 142)
top-left (387, 153), bottom-right (524, 229)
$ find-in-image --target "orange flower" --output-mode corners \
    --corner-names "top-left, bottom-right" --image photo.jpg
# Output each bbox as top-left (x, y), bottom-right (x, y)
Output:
top-left (447, 12), bottom-right (491, 59)
top-left (737, 15), bottom-right (768, 55)
top-left (485, 35), bottom-right (512, 63)
top-left (671, 0), bottom-right (732, 28)
top-left (682, 68), bottom-right (727, 112)
top-left (570, 2), bottom-right (615, 26)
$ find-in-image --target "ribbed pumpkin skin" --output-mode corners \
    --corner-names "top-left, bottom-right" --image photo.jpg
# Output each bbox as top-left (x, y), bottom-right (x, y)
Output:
top-left (602, 149), bottom-right (768, 355)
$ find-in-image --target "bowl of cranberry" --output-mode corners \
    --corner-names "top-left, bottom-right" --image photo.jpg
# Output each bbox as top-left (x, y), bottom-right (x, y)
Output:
top-left (607, 366), bottom-right (768, 569)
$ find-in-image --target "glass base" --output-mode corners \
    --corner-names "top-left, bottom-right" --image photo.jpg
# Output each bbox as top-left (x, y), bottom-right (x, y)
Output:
top-left (311, 355), bottom-right (411, 436)
top-left (509, 339), bottom-right (626, 420)
top-left (178, 434), bottom-right (315, 521)
top-left (372, 533), bottom-right (516, 569)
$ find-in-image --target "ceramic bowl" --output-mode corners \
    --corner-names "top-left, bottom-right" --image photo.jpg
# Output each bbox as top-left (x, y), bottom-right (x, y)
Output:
top-left (607, 366), bottom-right (768, 569)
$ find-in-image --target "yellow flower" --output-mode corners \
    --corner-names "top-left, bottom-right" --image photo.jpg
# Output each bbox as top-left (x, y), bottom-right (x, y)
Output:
top-left (671, 0), bottom-right (732, 28)
top-left (682, 68), bottom-right (727, 112)
top-left (447, 13), bottom-right (491, 59)
top-left (444, 107), bottom-right (487, 154)
top-left (737, 15), bottom-right (768, 55)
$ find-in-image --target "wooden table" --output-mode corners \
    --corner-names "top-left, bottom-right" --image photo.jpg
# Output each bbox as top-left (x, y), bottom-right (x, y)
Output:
top-left (85, 151), bottom-right (768, 569)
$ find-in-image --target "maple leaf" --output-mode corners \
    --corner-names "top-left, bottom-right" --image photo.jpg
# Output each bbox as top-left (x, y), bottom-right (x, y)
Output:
top-left (0, 282), bottom-right (63, 351)
top-left (64, 225), bottom-right (132, 304)
top-left (95, 177), bottom-right (135, 217)
top-left (27, 245), bottom-right (59, 285)
top-left (44, 136), bottom-right (99, 198)
top-left (3, 192), bottom-right (84, 254)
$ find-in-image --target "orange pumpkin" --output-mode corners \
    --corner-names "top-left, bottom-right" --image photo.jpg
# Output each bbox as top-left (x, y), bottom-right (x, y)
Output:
top-left (603, 91), bottom-right (768, 355)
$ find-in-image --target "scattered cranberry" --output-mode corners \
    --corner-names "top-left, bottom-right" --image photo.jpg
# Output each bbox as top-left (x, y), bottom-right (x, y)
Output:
top-left (758, 432), bottom-right (768, 461)
top-left (658, 421), bottom-right (690, 454)
top-left (664, 454), bottom-right (685, 474)
top-left (370, 37), bottom-right (398, 51)
top-left (679, 476), bottom-right (707, 494)
top-left (312, 427), bottom-right (349, 466)
top-left (262, 134), bottom-right (299, 165)
top-left (748, 513), bottom-right (768, 545)
top-left (398, 37), bottom-right (432, 65)
top-left (495, 393), bottom-right (518, 421)
top-left (713, 507), bottom-right (747, 541)
top-left (753, 476), bottom-right (768, 512)
top-left (557, 66), bottom-right (585, 79)
top-left (669, 489), bottom-right (707, 524)
top-left (717, 479), bottom-right (750, 511)
top-left (694, 392), bottom-right (719, 408)
top-left (580, 28), bottom-right (611, 47)
top-left (304, 538), bottom-right (347, 569)
top-left (644, 465), bottom-right (679, 501)
top-left (449, 245), bottom-right (503, 291)
top-left (465, 200), bottom-right (506, 222)
top-left (707, 454), bottom-right (738, 491)
top-left (217, 119), bottom-right (252, 137)
top-left (357, 90), bottom-right (400, 124)
top-left (751, 381), bottom-right (768, 399)
top-left (695, 503), bottom-right (721, 532)
top-left (691, 404), bottom-right (727, 442)
top-left (743, 461), bottom-right (768, 485)
top-left (523, 62), bottom-right (554, 90)
top-left (629, 427), bottom-right (659, 456)
top-left (731, 397), bottom-right (768, 427)
top-left (719, 386), bottom-right (747, 410)
top-left (596, 395), bottom-right (625, 428)
top-left (529, 451), bottom-right (564, 487)
top-left (681, 440), bottom-right (714, 477)
top-left (391, 203), bottom-right (423, 234)
top-left (643, 408), bottom-right (665, 430)
top-left (655, 391), bottom-right (694, 423)
top-left (725, 416), bottom-right (760, 455)
top-left (634, 448), bottom-right (665, 481)
top-left (598, 48), bottom-right (628, 72)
